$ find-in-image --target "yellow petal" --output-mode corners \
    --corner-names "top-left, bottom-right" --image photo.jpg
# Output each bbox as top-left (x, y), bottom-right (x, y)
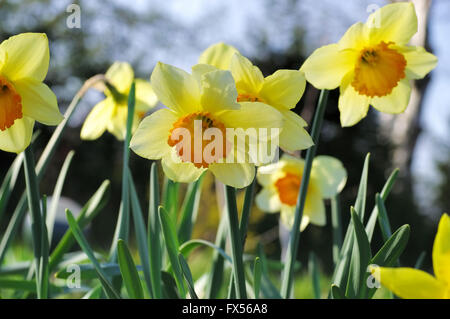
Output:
top-left (300, 44), bottom-right (356, 90)
top-left (151, 62), bottom-right (200, 115)
top-left (311, 156), bottom-right (347, 199)
top-left (105, 62), bottom-right (134, 94)
top-left (162, 152), bottom-right (206, 183)
top-left (279, 109), bottom-right (313, 152)
top-left (192, 64), bottom-right (219, 83)
top-left (370, 79), bottom-right (411, 114)
top-left (80, 98), bottom-right (114, 140)
top-left (0, 33), bottom-right (49, 82)
top-left (200, 69), bottom-right (240, 113)
top-left (365, 2), bottom-right (417, 45)
top-left (375, 267), bottom-right (447, 299)
top-left (432, 213), bottom-right (450, 284)
top-left (0, 116), bottom-right (34, 153)
top-left (134, 79), bottom-right (158, 113)
top-left (337, 22), bottom-right (367, 50)
top-left (198, 42), bottom-right (239, 70)
top-left (255, 187), bottom-right (281, 213)
top-left (106, 105), bottom-right (128, 141)
top-left (400, 46), bottom-right (438, 80)
top-left (338, 74), bottom-right (370, 127)
top-left (303, 184), bottom-right (326, 229)
top-left (14, 79), bottom-right (63, 125)
top-left (256, 162), bottom-right (282, 187)
top-left (280, 205), bottom-right (311, 232)
top-left (130, 108), bottom-right (177, 159)
top-left (230, 53), bottom-right (264, 94)
top-left (259, 69), bottom-right (306, 109)
top-left (209, 162), bottom-right (255, 188)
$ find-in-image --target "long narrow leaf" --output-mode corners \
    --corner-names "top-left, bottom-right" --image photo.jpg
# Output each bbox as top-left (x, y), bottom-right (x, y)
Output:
top-left (253, 257), bottom-right (262, 299)
top-left (117, 240), bottom-right (144, 299)
top-left (178, 254), bottom-right (198, 299)
top-left (177, 176), bottom-right (204, 244)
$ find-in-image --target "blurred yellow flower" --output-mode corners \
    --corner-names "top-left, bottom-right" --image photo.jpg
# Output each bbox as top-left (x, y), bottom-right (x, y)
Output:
top-left (255, 154), bottom-right (347, 231)
top-left (0, 33), bottom-right (63, 153)
top-left (80, 62), bottom-right (158, 141)
top-left (372, 213), bottom-right (450, 299)
top-left (301, 2), bottom-right (437, 127)
top-left (199, 43), bottom-right (313, 152)
top-left (130, 62), bottom-right (283, 188)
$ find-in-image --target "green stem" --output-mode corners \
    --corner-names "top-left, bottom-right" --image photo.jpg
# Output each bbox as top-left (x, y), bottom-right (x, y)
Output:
top-left (280, 90), bottom-right (329, 298)
top-left (331, 195), bottom-right (343, 266)
top-left (225, 185), bottom-right (247, 299)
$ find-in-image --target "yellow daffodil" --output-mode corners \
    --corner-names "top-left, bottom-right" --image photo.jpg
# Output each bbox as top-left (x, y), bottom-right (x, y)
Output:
top-left (199, 43), bottom-right (313, 152)
top-left (301, 2), bottom-right (437, 127)
top-left (80, 62), bottom-right (158, 141)
top-left (130, 62), bottom-right (283, 188)
top-left (255, 154), bottom-right (347, 231)
top-left (372, 213), bottom-right (450, 299)
top-left (0, 33), bottom-right (63, 153)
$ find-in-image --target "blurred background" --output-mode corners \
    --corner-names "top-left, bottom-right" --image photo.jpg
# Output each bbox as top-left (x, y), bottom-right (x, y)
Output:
top-left (0, 0), bottom-right (449, 284)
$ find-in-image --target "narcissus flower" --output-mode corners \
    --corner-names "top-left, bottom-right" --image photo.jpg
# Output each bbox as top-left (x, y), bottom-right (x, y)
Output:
top-left (0, 33), bottom-right (63, 153)
top-left (255, 154), bottom-right (347, 231)
top-left (130, 62), bottom-right (283, 188)
top-left (81, 62), bottom-right (158, 141)
top-left (199, 43), bottom-right (313, 152)
top-left (371, 213), bottom-right (450, 299)
top-left (301, 2), bottom-right (437, 127)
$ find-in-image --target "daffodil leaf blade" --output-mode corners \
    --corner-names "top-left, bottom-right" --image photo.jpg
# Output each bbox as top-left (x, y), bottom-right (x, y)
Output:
top-left (117, 239), bottom-right (144, 299)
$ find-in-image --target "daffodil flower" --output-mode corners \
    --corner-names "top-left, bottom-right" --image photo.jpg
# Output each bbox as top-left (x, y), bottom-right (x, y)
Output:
top-left (255, 154), bottom-right (347, 231)
top-left (130, 62), bottom-right (284, 188)
top-left (199, 43), bottom-right (313, 152)
top-left (372, 213), bottom-right (450, 299)
top-left (80, 62), bottom-right (158, 141)
top-left (0, 33), bottom-right (63, 153)
top-left (301, 2), bottom-right (437, 127)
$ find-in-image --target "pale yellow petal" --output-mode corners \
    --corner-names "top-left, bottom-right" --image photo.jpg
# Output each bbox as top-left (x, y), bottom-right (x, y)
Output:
top-left (14, 79), bottom-right (63, 125)
top-left (304, 185), bottom-right (326, 228)
top-left (365, 2), bottom-right (417, 45)
top-left (371, 79), bottom-right (411, 114)
top-left (0, 33), bottom-right (49, 82)
top-left (259, 69), bottom-right (306, 109)
top-left (191, 64), bottom-right (219, 83)
top-left (432, 213), bottom-right (450, 284)
top-left (374, 267), bottom-right (447, 299)
top-left (400, 46), bottom-right (438, 80)
top-left (162, 152), bottom-right (206, 183)
top-left (151, 62), bottom-right (200, 115)
top-left (311, 156), bottom-right (347, 199)
top-left (130, 108), bottom-right (177, 159)
top-left (0, 116), bottom-right (34, 153)
top-left (106, 105), bottom-right (128, 141)
top-left (338, 22), bottom-right (368, 50)
top-left (300, 44), bottom-right (356, 90)
top-left (80, 98), bottom-right (114, 140)
top-left (134, 79), bottom-right (158, 113)
top-left (279, 109), bottom-right (313, 152)
top-left (255, 187), bottom-right (281, 213)
top-left (256, 162), bottom-right (282, 187)
top-left (338, 74), bottom-right (370, 127)
top-left (200, 69), bottom-right (240, 113)
top-left (230, 53), bottom-right (264, 94)
top-left (198, 42), bottom-right (239, 70)
top-left (209, 162), bottom-right (255, 189)
top-left (105, 62), bottom-right (134, 94)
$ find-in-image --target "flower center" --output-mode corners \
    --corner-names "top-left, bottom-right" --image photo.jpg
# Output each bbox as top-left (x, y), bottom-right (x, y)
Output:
top-left (0, 76), bottom-right (22, 131)
top-left (168, 112), bottom-right (228, 168)
top-left (274, 172), bottom-right (301, 206)
top-left (237, 93), bottom-right (265, 103)
top-left (351, 41), bottom-right (406, 97)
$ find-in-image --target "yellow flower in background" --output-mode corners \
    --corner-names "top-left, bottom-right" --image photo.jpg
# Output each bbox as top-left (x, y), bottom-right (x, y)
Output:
top-left (199, 43), bottom-right (313, 152)
top-left (255, 154), bottom-right (347, 231)
top-left (372, 213), bottom-right (450, 299)
top-left (0, 33), bottom-right (63, 153)
top-left (130, 62), bottom-right (283, 188)
top-left (301, 2), bottom-right (437, 127)
top-left (80, 62), bottom-right (158, 141)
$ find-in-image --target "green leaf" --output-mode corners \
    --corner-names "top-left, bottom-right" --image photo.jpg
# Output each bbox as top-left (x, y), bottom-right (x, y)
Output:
top-left (162, 177), bottom-right (179, 218)
top-left (253, 257), bottom-right (262, 299)
top-left (177, 176), bottom-right (204, 244)
top-left (82, 285), bottom-right (103, 299)
top-left (148, 163), bottom-right (162, 299)
top-left (345, 208), bottom-right (371, 299)
top-left (330, 284), bottom-right (345, 299)
top-left (47, 150), bottom-right (75, 242)
top-left (128, 170), bottom-right (153, 298)
top-left (309, 252), bottom-right (321, 299)
top-left (354, 153), bottom-right (370, 220)
top-left (375, 193), bottom-right (392, 241)
top-left (55, 263), bottom-right (143, 280)
top-left (48, 180), bottom-right (110, 271)
top-left (66, 209), bottom-right (121, 299)
top-left (179, 239), bottom-right (232, 264)
top-left (161, 271), bottom-right (180, 299)
top-left (414, 251), bottom-right (426, 269)
top-left (0, 153), bottom-right (23, 224)
top-left (118, 239), bottom-right (144, 299)
top-left (178, 254), bottom-right (198, 299)
top-left (257, 243), bottom-right (282, 299)
top-left (331, 195), bottom-right (342, 266)
top-left (158, 206), bottom-right (185, 297)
